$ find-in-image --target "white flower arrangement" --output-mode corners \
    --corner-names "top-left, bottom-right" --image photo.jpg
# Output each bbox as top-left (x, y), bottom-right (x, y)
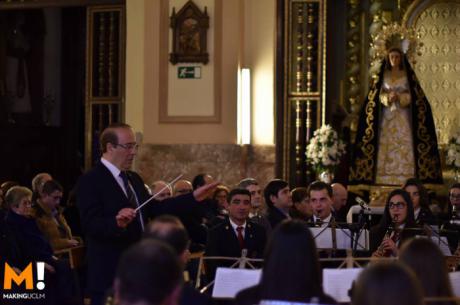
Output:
top-left (446, 131), bottom-right (460, 170)
top-left (306, 125), bottom-right (346, 174)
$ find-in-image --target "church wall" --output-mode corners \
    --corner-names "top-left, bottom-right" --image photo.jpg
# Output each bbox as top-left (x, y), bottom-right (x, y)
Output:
top-left (126, 0), bottom-right (276, 185)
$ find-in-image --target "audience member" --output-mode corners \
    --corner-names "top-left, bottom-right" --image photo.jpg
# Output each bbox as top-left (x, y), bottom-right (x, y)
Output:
top-left (351, 262), bottom-right (423, 305)
top-left (151, 180), bottom-right (172, 201)
top-left (264, 179), bottom-right (292, 229)
top-left (370, 189), bottom-right (417, 257)
top-left (31, 172), bottom-right (53, 206)
top-left (205, 188), bottom-right (266, 280)
top-left (238, 178), bottom-right (272, 234)
top-left (31, 172), bottom-right (53, 193)
top-left (208, 185), bottom-right (229, 227)
top-left (289, 187), bottom-right (312, 220)
top-left (174, 180), bottom-right (193, 196)
top-left (399, 238), bottom-right (457, 305)
top-left (32, 179), bottom-right (79, 251)
top-left (4, 186), bottom-right (76, 304)
top-left (331, 183), bottom-right (348, 222)
top-left (113, 239), bottom-right (182, 305)
top-left (402, 178), bottom-right (435, 225)
top-left (235, 220), bottom-right (337, 305)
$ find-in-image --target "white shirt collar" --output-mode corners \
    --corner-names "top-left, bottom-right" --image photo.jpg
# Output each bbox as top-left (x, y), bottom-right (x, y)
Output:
top-left (313, 213), bottom-right (332, 226)
top-left (101, 157), bottom-right (121, 178)
top-left (101, 157), bottom-right (127, 195)
top-left (414, 207), bottom-right (421, 219)
top-left (229, 218), bottom-right (246, 233)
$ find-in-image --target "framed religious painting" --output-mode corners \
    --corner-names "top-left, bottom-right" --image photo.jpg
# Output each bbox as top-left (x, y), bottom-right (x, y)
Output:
top-left (169, 0), bottom-right (209, 65)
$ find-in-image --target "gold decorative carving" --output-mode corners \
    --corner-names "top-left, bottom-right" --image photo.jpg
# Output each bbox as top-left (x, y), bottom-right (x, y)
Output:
top-left (407, 1), bottom-right (460, 144)
top-left (282, 0), bottom-right (326, 184)
top-left (345, 0), bottom-right (362, 142)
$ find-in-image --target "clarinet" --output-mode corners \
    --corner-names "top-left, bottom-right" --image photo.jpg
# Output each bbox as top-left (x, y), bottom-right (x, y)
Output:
top-left (376, 216), bottom-right (398, 257)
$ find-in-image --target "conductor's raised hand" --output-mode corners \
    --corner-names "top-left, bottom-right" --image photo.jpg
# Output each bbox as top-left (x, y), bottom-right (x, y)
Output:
top-left (116, 208), bottom-right (137, 228)
top-left (193, 181), bottom-right (220, 202)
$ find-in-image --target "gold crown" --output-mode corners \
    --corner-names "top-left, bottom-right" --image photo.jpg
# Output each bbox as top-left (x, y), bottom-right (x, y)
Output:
top-left (369, 22), bottom-right (423, 76)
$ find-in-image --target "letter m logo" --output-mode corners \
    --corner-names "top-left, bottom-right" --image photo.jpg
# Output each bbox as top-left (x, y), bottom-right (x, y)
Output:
top-left (3, 263), bottom-right (33, 290)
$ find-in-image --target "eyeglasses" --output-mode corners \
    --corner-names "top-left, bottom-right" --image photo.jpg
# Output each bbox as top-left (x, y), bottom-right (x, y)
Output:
top-left (450, 194), bottom-right (460, 200)
top-left (20, 199), bottom-right (33, 207)
top-left (389, 201), bottom-right (406, 210)
top-left (114, 142), bottom-right (139, 150)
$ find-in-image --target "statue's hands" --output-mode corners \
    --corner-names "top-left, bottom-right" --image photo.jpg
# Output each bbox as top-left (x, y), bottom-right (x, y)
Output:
top-left (389, 91), bottom-right (398, 103)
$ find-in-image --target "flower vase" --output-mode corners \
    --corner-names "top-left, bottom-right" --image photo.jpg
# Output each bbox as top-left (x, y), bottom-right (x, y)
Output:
top-left (318, 170), bottom-right (334, 184)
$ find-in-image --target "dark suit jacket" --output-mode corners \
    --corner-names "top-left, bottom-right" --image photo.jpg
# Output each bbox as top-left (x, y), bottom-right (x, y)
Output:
top-left (205, 219), bottom-right (266, 279)
top-left (76, 162), bottom-right (200, 294)
top-left (266, 206), bottom-right (288, 229)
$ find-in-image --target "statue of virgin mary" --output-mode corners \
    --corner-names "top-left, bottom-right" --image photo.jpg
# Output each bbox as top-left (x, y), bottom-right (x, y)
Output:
top-left (349, 46), bottom-right (443, 186)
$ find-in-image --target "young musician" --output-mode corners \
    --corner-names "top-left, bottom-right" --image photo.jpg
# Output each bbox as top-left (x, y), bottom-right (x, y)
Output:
top-left (370, 189), bottom-right (417, 257)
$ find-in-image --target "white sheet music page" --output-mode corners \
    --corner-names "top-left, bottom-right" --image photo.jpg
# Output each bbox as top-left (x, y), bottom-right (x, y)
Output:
top-left (212, 268), bottom-right (262, 298)
top-left (449, 272), bottom-right (460, 297)
top-left (322, 268), bottom-right (362, 303)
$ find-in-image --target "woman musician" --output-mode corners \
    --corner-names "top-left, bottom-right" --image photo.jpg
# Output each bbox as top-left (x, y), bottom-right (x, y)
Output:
top-left (370, 189), bottom-right (417, 257)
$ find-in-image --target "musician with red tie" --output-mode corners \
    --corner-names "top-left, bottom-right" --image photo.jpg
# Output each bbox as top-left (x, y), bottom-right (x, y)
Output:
top-left (205, 188), bottom-right (267, 280)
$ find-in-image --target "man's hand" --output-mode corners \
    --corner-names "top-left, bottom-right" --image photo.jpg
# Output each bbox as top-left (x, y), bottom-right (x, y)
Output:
top-left (116, 208), bottom-right (137, 228)
top-left (193, 182), bottom-right (220, 202)
top-left (67, 239), bottom-right (80, 247)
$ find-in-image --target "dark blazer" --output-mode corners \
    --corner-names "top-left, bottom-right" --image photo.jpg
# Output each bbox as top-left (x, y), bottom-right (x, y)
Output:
top-left (205, 219), bottom-right (266, 279)
top-left (4, 211), bottom-right (54, 267)
top-left (76, 162), bottom-right (200, 295)
top-left (266, 206), bottom-right (288, 229)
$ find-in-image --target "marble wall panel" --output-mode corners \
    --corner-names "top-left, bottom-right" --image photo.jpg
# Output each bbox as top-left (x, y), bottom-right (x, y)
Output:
top-left (135, 144), bottom-right (276, 189)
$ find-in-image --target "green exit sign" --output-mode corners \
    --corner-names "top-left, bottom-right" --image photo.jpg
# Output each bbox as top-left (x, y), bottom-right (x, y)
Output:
top-left (178, 66), bottom-right (201, 79)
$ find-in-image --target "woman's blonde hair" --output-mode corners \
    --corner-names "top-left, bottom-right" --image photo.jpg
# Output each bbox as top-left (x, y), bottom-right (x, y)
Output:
top-left (5, 186), bottom-right (32, 209)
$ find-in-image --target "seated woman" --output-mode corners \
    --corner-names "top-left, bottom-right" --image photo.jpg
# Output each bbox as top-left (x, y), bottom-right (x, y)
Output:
top-left (235, 220), bottom-right (337, 305)
top-left (32, 179), bottom-right (79, 251)
top-left (402, 178), bottom-right (435, 225)
top-left (351, 262), bottom-right (423, 305)
top-left (289, 187), bottom-right (312, 221)
top-left (399, 238), bottom-right (457, 305)
top-left (370, 189), bottom-right (417, 257)
top-left (4, 186), bottom-right (77, 302)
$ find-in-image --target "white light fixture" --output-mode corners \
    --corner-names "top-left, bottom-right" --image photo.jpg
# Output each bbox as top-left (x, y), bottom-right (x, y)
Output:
top-left (238, 68), bottom-right (251, 145)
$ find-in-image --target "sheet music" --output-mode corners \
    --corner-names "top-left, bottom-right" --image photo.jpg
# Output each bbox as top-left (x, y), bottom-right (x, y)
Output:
top-left (323, 268), bottom-right (363, 303)
top-left (212, 268), bottom-right (261, 298)
top-left (309, 227), bottom-right (369, 250)
top-left (449, 272), bottom-right (460, 297)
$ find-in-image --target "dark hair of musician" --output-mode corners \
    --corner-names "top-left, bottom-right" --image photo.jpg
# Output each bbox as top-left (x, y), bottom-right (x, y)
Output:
top-left (115, 239), bottom-right (182, 305)
top-left (402, 178), bottom-right (430, 209)
top-left (399, 238), bottom-right (456, 305)
top-left (144, 215), bottom-right (189, 255)
top-left (258, 219), bottom-right (324, 301)
top-left (227, 188), bottom-right (251, 204)
top-left (264, 179), bottom-right (289, 207)
top-left (352, 262), bottom-right (423, 305)
top-left (307, 180), bottom-right (333, 198)
top-left (380, 189), bottom-right (416, 229)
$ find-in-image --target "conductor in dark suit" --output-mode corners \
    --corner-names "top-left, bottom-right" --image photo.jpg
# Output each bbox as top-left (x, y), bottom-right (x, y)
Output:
top-left (205, 188), bottom-right (267, 280)
top-left (77, 123), bottom-right (217, 305)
